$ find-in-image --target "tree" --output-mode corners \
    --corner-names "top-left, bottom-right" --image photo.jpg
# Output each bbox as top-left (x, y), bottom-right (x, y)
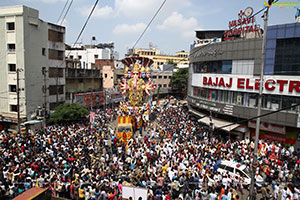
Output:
top-left (48, 103), bottom-right (89, 124)
top-left (170, 68), bottom-right (189, 97)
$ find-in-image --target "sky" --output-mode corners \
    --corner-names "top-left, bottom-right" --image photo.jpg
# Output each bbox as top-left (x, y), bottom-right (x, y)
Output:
top-left (1, 0), bottom-right (299, 57)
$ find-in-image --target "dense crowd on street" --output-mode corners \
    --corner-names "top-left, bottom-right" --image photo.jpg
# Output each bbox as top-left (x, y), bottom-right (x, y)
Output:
top-left (0, 99), bottom-right (300, 200)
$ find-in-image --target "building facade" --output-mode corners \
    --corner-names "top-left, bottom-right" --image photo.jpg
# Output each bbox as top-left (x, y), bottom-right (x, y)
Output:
top-left (65, 58), bottom-right (102, 103)
top-left (130, 47), bottom-right (189, 69)
top-left (65, 44), bottom-right (119, 69)
top-left (0, 5), bottom-right (65, 129)
top-left (188, 22), bottom-right (300, 147)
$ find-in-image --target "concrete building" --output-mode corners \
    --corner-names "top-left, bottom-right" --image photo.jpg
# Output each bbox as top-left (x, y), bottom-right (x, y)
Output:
top-left (65, 58), bottom-right (102, 103)
top-left (128, 46), bottom-right (189, 70)
top-left (188, 22), bottom-right (300, 147)
top-left (152, 70), bottom-right (173, 97)
top-left (0, 5), bottom-right (65, 130)
top-left (65, 43), bottom-right (119, 69)
top-left (95, 59), bottom-right (115, 89)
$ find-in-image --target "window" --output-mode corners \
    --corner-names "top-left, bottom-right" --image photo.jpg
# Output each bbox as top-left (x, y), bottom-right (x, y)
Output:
top-left (164, 76), bottom-right (167, 79)
top-left (42, 48), bottom-right (46, 56)
top-left (50, 101), bottom-right (64, 110)
top-left (169, 76), bottom-right (172, 79)
top-left (193, 60), bottom-right (232, 74)
top-left (9, 85), bottom-right (17, 92)
top-left (49, 85), bottom-right (64, 95)
top-left (7, 22), bottom-right (15, 31)
top-left (282, 96), bottom-right (300, 112)
top-left (48, 49), bottom-right (64, 60)
top-left (70, 55), bottom-right (74, 59)
top-left (225, 166), bottom-right (234, 173)
top-left (274, 38), bottom-right (300, 75)
top-left (7, 44), bottom-right (15, 52)
top-left (158, 76), bottom-right (162, 79)
top-left (94, 55), bottom-right (98, 59)
top-left (153, 76), bottom-right (157, 79)
top-left (236, 169), bottom-right (248, 179)
top-left (48, 30), bottom-right (64, 42)
top-left (111, 77), bottom-right (113, 79)
top-left (10, 105), bottom-right (18, 112)
top-left (163, 84), bottom-right (167, 87)
top-left (248, 93), bottom-right (257, 107)
top-left (263, 95), bottom-right (282, 110)
top-left (8, 64), bottom-right (16, 72)
top-left (48, 67), bottom-right (64, 78)
top-left (105, 74), bottom-right (107, 78)
top-left (78, 55), bottom-right (82, 59)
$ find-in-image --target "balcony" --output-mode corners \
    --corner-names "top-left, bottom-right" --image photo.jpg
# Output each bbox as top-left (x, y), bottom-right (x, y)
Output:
top-left (66, 68), bottom-right (101, 79)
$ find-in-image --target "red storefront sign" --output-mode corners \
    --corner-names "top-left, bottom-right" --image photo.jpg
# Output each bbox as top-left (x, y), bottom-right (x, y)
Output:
top-left (202, 76), bottom-right (300, 93)
top-left (248, 120), bottom-right (286, 134)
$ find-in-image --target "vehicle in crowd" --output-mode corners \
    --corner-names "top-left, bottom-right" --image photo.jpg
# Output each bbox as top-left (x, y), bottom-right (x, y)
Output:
top-left (207, 160), bottom-right (264, 188)
top-left (117, 116), bottom-right (134, 143)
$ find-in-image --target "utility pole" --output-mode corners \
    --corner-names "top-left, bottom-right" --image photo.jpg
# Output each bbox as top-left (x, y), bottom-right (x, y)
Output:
top-left (56, 66), bottom-right (59, 105)
top-left (16, 68), bottom-right (23, 134)
top-left (104, 90), bottom-right (106, 110)
top-left (42, 67), bottom-right (47, 127)
top-left (156, 85), bottom-right (161, 105)
top-left (91, 88), bottom-right (93, 111)
top-left (249, 6), bottom-right (269, 200)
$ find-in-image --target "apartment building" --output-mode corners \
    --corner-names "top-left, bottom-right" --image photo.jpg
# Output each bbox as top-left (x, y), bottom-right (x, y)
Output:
top-left (0, 5), bottom-right (65, 130)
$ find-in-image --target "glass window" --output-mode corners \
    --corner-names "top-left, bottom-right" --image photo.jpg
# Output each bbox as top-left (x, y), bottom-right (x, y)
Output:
top-left (282, 96), bottom-right (300, 112)
top-left (10, 105), bottom-right (17, 112)
top-left (210, 89), bottom-right (216, 101)
top-left (7, 22), bottom-right (15, 30)
top-left (7, 44), bottom-right (15, 52)
top-left (224, 90), bottom-right (229, 103)
top-left (225, 166), bottom-right (234, 173)
top-left (263, 95), bottom-right (282, 110)
top-left (274, 38), bottom-right (300, 75)
top-left (266, 39), bottom-right (276, 49)
top-left (8, 64), bottom-right (16, 72)
top-left (9, 85), bottom-right (16, 92)
top-left (200, 88), bottom-right (209, 99)
top-left (222, 61), bottom-right (232, 74)
top-left (236, 92), bottom-right (243, 105)
top-left (248, 93), bottom-right (257, 107)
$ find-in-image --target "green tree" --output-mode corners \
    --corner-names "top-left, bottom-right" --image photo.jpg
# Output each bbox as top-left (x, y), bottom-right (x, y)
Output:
top-left (49, 103), bottom-right (89, 124)
top-left (170, 68), bottom-right (189, 97)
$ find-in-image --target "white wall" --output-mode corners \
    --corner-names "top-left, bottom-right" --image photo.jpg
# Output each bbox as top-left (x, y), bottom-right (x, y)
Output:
top-left (66, 48), bottom-right (111, 69)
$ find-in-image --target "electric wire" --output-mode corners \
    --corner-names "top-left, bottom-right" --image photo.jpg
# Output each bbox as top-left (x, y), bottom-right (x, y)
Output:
top-left (214, 102), bottom-right (300, 131)
top-left (59, 0), bottom-right (99, 68)
top-left (60, 0), bottom-right (73, 26)
top-left (57, 0), bottom-right (69, 24)
top-left (132, 0), bottom-right (167, 49)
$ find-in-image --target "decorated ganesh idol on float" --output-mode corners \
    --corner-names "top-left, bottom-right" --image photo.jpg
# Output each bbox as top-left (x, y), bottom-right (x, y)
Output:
top-left (116, 56), bottom-right (155, 143)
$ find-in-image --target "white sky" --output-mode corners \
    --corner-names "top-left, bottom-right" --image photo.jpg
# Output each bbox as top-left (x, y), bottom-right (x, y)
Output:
top-left (1, 0), bottom-right (299, 57)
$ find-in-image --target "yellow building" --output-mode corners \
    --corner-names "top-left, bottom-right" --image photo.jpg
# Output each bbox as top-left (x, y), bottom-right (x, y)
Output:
top-left (133, 48), bottom-right (189, 69)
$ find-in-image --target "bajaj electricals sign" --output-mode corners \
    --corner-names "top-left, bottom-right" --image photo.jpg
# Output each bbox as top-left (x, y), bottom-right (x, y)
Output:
top-left (192, 74), bottom-right (300, 97)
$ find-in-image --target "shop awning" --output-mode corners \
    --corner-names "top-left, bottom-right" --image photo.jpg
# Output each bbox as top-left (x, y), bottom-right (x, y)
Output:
top-left (189, 108), bottom-right (206, 118)
top-left (198, 117), bottom-right (240, 132)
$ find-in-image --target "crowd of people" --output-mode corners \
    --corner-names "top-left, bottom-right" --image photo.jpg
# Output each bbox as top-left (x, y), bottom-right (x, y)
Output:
top-left (0, 99), bottom-right (300, 200)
